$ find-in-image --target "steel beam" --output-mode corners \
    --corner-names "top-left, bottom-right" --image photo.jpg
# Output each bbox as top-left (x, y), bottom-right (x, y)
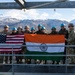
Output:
top-left (0, 1), bottom-right (75, 9)
top-left (25, 1), bottom-right (74, 9)
top-left (0, 2), bottom-right (22, 9)
top-left (15, 0), bottom-right (25, 8)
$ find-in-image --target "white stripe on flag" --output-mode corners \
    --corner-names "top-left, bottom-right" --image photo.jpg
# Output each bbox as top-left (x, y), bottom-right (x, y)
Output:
top-left (0, 49), bottom-right (21, 51)
top-left (26, 42), bottom-right (65, 53)
top-left (0, 44), bottom-right (22, 48)
top-left (6, 41), bottom-right (23, 42)
top-left (6, 38), bottom-right (24, 40)
top-left (7, 35), bottom-right (24, 37)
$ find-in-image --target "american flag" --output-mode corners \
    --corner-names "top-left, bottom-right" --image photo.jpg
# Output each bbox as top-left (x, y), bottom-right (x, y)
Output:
top-left (0, 34), bottom-right (24, 53)
top-left (0, 34), bottom-right (6, 43)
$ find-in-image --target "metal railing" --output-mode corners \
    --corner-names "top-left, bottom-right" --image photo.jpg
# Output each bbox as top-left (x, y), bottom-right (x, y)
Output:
top-left (0, 44), bottom-right (75, 75)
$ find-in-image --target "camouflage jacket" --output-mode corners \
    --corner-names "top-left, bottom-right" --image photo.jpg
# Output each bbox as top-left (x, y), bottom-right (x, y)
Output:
top-left (67, 29), bottom-right (75, 45)
top-left (0, 30), bottom-right (10, 35)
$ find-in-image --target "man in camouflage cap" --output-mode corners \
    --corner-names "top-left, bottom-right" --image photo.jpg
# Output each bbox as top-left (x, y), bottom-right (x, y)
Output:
top-left (24, 25), bottom-right (31, 34)
top-left (66, 23), bottom-right (75, 64)
top-left (0, 25), bottom-right (10, 64)
top-left (0, 25), bottom-right (10, 35)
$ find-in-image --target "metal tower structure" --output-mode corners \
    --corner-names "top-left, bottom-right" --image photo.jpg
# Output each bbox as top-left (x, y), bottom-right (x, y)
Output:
top-left (0, 0), bottom-right (75, 9)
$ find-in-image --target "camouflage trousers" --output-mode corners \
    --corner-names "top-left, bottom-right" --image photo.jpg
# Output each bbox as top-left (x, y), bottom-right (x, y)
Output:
top-left (66, 47), bottom-right (75, 63)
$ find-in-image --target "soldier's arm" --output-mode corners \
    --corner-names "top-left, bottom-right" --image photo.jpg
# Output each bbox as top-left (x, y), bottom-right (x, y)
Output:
top-left (67, 33), bottom-right (75, 43)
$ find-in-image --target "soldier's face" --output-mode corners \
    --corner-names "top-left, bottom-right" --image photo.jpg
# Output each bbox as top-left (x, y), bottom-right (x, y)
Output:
top-left (52, 29), bottom-right (56, 31)
top-left (42, 30), bottom-right (45, 33)
top-left (13, 30), bottom-right (17, 33)
top-left (31, 30), bottom-right (35, 33)
top-left (38, 26), bottom-right (41, 30)
top-left (18, 28), bottom-right (22, 32)
top-left (68, 26), bottom-right (73, 30)
top-left (25, 27), bottom-right (29, 31)
top-left (61, 26), bottom-right (65, 29)
top-left (4, 27), bottom-right (9, 31)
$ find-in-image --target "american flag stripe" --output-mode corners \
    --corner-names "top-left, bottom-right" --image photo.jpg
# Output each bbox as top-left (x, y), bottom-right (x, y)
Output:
top-left (6, 38), bottom-right (24, 40)
top-left (0, 49), bottom-right (21, 51)
top-left (0, 48), bottom-right (21, 49)
top-left (6, 41), bottom-right (24, 43)
top-left (6, 42), bottom-right (23, 44)
top-left (7, 35), bottom-right (24, 38)
top-left (0, 45), bottom-right (22, 48)
top-left (0, 35), bottom-right (24, 53)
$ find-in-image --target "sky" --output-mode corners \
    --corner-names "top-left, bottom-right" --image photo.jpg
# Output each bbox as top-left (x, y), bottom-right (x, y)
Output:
top-left (0, 0), bottom-right (75, 22)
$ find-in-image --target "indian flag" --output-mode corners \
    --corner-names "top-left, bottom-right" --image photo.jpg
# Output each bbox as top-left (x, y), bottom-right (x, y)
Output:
top-left (24, 34), bottom-right (65, 61)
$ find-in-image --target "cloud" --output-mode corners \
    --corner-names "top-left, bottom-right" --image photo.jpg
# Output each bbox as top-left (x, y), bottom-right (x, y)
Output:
top-left (38, 12), bottom-right (49, 20)
top-left (72, 14), bottom-right (75, 17)
top-left (72, 9), bottom-right (75, 11)
top-left (67, 14), bottom-right (75, 22)
top-left (3, 10), bottom-right (27, 19)
top-left (52, 12), bottom-right (62, 17)
top-left (70, 9), bottom-right (75, 21)
top-left (2, 9), bottom-right (68, 21)
top-left (3, 9), bottom-right (62, 20)
top-left (3, 9), bottom-right (49, 20)
top-left (24, 9), bottom-right (39, 19)
top-left (49, 12), bottom-right (68, 21)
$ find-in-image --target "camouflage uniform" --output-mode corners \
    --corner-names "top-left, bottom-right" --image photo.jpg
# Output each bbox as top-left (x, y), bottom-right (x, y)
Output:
top-left (24, 28), bottom-right (31, 64)
top-left (24, 26), bottom-right (31, 34)
top-left (50, 27), bottom-right (58, 35)
top-left (59, 26), bottom-right (68, 64)
top-left (59, 28), bottom-right (68, 39)
top-left (36, 30), bottom-right (42, 34)
top-left (0, 30), bottom-right (10, 64)
top-left (67, 29), bottom-right (75, 63)
top-left (0, 30), bottom-right (10, 35)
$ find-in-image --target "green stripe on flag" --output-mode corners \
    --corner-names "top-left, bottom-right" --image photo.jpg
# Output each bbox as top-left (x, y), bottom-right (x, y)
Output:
top-left (25, 50), bottom-right (64, 61)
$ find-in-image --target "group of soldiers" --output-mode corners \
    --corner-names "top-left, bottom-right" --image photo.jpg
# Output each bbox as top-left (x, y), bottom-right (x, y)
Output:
top-left (0, 23), bottom-right (69, 35)
top-left (0, 23), bottom-right (75, 64)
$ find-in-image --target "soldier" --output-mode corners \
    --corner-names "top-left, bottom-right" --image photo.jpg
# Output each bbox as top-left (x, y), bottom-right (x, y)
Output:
top-left (10, 27), bottom-right (19, 64)
top-left (66, 23), bottom-right (75, 64)
top-left (49, 27), bottom-right (58, 64)
top-left (59, 23), bottom-right (68, 64)
top-left (30, 27), bottom-right (36, 64)
top-left (31, 27), bottom-right (36, 34)
top-left (36, 24), bottom-right (42, 34)
top-left (37, 26), bottom-right (47, 64)
top-left (11, 27), bottom-right (17, 35)
top-left (0, 25), bottom-right (10, 64)
top-left (40, 26), bottom-right (47, 34)
top-left (24, 26), bottom-right (31, 34)
top-left (59, 23), bottom-right (68, 39)
top-left (17, 26), bottom-right (24, 63)
top-left (17, 26), bottom-right (24, 35)
top-left (0, 25), bottom-right (10, 35)
top-left (24, 26), bottom-right (31, 64)
top-left (50, 27), bottom-right (58, 34)
top-left (41, 26), bottom-right (47, 34)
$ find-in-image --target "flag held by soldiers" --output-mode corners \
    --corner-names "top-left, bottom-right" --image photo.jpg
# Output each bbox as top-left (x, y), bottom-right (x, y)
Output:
top-left (24, 34), bottom-right (65, 61)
